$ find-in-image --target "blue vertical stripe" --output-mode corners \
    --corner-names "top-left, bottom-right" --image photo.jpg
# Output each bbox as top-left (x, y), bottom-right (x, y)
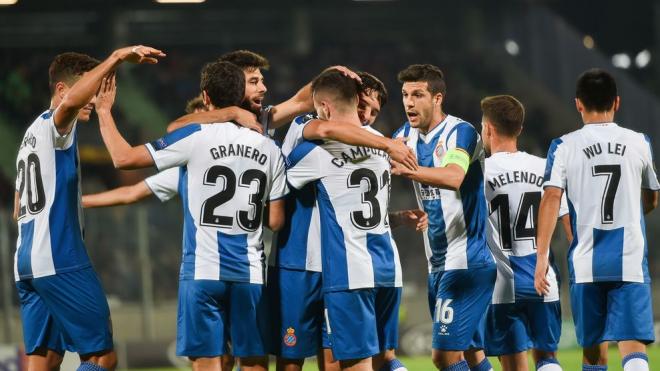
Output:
top-left (544, 139), bottom-right (563, 182)
top-left (17, 220), bottom-right (35, 279)
top-left (366, 232), bottom-right (396, 286)
top-left (509, 254), bottom-right (542, 300)
top-left (316, 182), bottom-right (349, 291)
top-left (217, 231), bottom-right (250, 281)
top-left (179, 166), bottom-right (198, 280)
top-left (592, 227), bottom-right (624, 281)
top-left (275, 184), bottom-right (315, 269)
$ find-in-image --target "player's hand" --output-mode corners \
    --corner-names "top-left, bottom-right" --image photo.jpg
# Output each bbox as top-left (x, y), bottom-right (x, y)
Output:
top-left (95, 72), bottom-right (117, 113)
top-left (399, 209), bottom-right (428, 231)
top-left (534, 253), bottom-right (550, 296)
top-left (386, 138), bottom-right (418, 171)
top-left (113, 45), bottom-right (166, 64)
top-left (390, 159), bottom-right (414, 177)
top-left (325, 65), bottom-right (362, 84)
top-left (230, 106), bottom-right (263, 134)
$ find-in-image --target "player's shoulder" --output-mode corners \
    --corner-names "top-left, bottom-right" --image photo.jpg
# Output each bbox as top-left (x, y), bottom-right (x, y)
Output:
top-left (363, 125), bottom-right (384, 137)
top-left (18, 110), bottom-right (56, 150)
top-left (292, 113), bottom-right (317, 126)
top-left (392, 121), bottom-right (411, 138)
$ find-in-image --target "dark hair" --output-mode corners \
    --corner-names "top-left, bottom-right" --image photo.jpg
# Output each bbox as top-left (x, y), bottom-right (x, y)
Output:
top-left (200, 61), bottom-right (245, 108)
top-left (218, 50), bottom-right (269, 71)
top-left (397, 64), bottom-right (446, 95)
top-left (311, 69), bottom-right (360, 107)
top-left (185, 95), bottom-right (206, 114)
top-left (481, 95), bottom-right (525, 137)
top-left (357, 71), bottom-right (388, 107)
top-left (48, 52), bottom-right (100, 95)
top-left (575, 69), bottom-right (618, 112)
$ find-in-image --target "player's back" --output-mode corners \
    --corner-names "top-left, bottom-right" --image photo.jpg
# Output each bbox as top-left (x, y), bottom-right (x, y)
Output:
top-left (545, 123), bottom-right (659, 283)
top-left (14, 110), bottom-right (88, 281)
top-left (286, 126), bottom-right (402, 291)
top-left (151, 123), bottom-right (287, 283)
top-left (485, 151), bottom-right (562, 302)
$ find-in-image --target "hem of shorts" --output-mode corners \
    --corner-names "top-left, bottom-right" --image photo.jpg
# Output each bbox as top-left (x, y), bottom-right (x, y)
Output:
top-left (331, 349), bottom-right (378, 361)
top-left (599, 336), bottom-right (655, 345)
top-left (569, 277), bottom-right (649, 285)
top-left (429, 261), bottom-right (495, 273)
top-left (178, 276), bottom-right (263, 284)
top-left (432, 344), bottom-right (473, 351)
top-left (276, 264), bottom-right (321, 273)
top-left (323, 283), bottom-right (402, 292)
top-left (16, 262), bottom-right (92, 282)
top-left (275, 349), bottom-right (318, 359)
top-left (176, 350), bottom-right (226, 357)
top-left (77, 343), bottom-right (114, 357)
top-left (485, 346), bottom-right (530, 357)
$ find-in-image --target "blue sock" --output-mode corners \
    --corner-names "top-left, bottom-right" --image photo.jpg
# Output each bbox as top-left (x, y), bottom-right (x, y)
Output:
top-left (582, 364), bottom-right (607, 371)
top-left (77, 362), bottom-right (108, 371)
top-left (379, 358), bottom-right (407, 371)
top-left (622, 352), bottom-right (648, 369)
top-left (470, 358), bottom-right (492, 371)
top-left (444, 360), bottom-right (470, 371)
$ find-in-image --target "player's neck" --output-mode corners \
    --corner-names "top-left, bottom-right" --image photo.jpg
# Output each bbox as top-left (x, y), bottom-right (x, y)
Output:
top-left (331, 112), bottom-right (362, 127)
top-left (490, 136), bottom-right (518, 154)
top-left (421, 110), bottom-right (446, 134)
top-left (49, 96), bottom-right (62, 110)
top-left (581, 111), bottom-right (615, 125)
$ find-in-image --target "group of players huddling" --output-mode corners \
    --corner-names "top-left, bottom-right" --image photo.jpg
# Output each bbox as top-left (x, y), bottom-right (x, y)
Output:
top-left (12, 44), bottom-right (658, 371)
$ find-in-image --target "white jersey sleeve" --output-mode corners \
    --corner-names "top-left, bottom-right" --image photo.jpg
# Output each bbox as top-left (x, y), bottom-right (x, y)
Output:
top-left (543, 138), bottom-right (567, 190)
top-left (281, 114), bottom-right (316, 157)
top-left (559, 192), bottom-right (569, 217)
top-left (641, 134), bottom-right (660, 190)
top-left (145, 125), bottom-right (201, 171)
top-left (144, 167), bottom-right (180, 202)
top-left (285, 141), bottom-right (329, 190)
top-left (269, 152), bottom-right (289, 201)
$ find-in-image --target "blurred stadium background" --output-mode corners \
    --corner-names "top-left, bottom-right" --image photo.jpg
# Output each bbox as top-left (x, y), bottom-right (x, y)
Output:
top-left (1, 0), bottom-right (660, 369)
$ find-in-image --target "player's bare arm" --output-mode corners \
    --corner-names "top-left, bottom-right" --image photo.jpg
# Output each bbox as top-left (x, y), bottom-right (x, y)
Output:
top-left (54, 45), bottom-right (165, 135)
top-left (642, 189), bottom-right (658, 214)
top-left (534, 186), bottom-right (562, 296)
top-left (83, 182), bottom-right (153, 208)
top-left (390, 160), bottom-right (466, 191)
top-left (166, 106), bottom-right (260, 133)
top-left (96, 74), bottom-right (154, 170)
top-left (389, 209), bottom-right (428, 231)
top-left (303, 121), bottom-right (418, 171)
top-left (267, 199), bottom-right (286, 232)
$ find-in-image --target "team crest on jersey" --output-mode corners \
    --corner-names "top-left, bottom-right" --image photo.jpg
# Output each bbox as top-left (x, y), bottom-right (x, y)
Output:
top-left (283, 327), bottom-right (297, 347)
top-left (435, 140), bottom-right (445, 159)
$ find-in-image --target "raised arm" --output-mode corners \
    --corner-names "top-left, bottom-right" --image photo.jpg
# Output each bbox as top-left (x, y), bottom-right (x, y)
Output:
top-left (642, 189), bottom-right (658, 214)
top-left (54, 45), bottom-right (165, 135)
top-left (83, 182), bottom-right (153, 208)
top-left (534, 186), bottom-right (563, 296)
top-left (303, 120), bottom-right (418, 171)
top-left (166, 106), bottom-right (260, 133)
top-left (95, 74), bottom-right (153, 170)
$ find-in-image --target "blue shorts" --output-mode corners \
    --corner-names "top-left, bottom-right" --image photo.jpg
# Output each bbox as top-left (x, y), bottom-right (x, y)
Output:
top-left (324, 287), bottom-right (401, 361)
top-left (267, 267), bottom-right (329, 359)
top-left (570, 282), bottom-right (655, 347)
top-left (485, 301), bottom-right (561, 356)
top-left (16, 267), bottom-right (114, 355)
top-left (428, 264), bottom-right (496, 351)
top-left (176, 279), bottom-right (269, 358)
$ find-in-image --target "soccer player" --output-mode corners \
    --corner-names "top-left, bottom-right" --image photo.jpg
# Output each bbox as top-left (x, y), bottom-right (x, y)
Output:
top-left (285, 70), bottom-right (403, 371)
top-left (390, 64), bottom-right (496, 371)
top-left (535, 69), bottom-right (659, 371)
top-left (95, 61), bottom-right (287, 371)
top-left (13, 45), bottom-right (164, 371)
top-left (481, 95), bottom-right (571, 371)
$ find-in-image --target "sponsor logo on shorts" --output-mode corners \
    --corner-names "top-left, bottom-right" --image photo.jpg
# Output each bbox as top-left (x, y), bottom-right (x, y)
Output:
top-left (438, 324), bottom-right (450, 336)
top-left (283, 327), bottom-right (297, 347)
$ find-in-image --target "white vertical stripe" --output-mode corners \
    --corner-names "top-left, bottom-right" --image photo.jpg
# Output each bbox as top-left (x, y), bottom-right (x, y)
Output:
top-left (346, 234), bottom-right (374, 289)
top-left (248, 243), bottom-right (264, 283)
top-left (622, 224), bottom-right (645, 282)
top-left (440, 191), bottom-right (468, 270)
top-left (305, 203), bottom-right (322, 272)
top-left (573, 223), bottom-right (593, 283)
top-left (194, 228), bottom-right (220, 280)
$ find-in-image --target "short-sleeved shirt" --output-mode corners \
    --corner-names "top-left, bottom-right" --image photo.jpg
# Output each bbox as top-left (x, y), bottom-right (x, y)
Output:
top-left (144, 167), bottom-right (180, 202)
top-left (544, 123), bottom-right (659, 284)
top-left (145, 123), bottom-right (289, 283)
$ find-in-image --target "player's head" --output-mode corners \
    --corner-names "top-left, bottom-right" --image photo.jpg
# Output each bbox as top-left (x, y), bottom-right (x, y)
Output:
top-left (575, 68), bottom-right (620, 116)
top-left (398, 64), bottom-right (446, 131)
top-left (48, 52), bottom-right (100, 122)
top-left (357, 71), bottom-right (387, 126)
top-left (200, 61), bottom-right (245, 110)
top-left (185, 94), bottom-right (208, 114)
top-left (480, 95), bottom-right (525, 154)
top-left (311, 69), bottom-right (360, 121)
top-left (218, 50), bottom-right (269, 113)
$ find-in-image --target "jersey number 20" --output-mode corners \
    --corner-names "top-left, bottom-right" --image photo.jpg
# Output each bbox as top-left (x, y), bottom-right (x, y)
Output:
top-left (16, 153), bottom-right (46, 219)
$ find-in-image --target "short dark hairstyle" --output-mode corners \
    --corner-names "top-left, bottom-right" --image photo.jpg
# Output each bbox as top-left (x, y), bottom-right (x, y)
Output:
top-left (481, 95), bottom-right (525, 137)
top-left (200, 61), bottom-right (245, 108)
top-left (575, 68), bottom-right (618, 112)
top-left (357, 71), bottom-right (388, 107)
top-left (48, 52), bottom-right (100, 95)
top-left (218, 50), bottom-right (270, 71)
top-left (185, 95), bottom-right (207, 114)
top-left (397, 64), bottom-right (446, 95)
top-left (311, 69), bottom-right (360, 108)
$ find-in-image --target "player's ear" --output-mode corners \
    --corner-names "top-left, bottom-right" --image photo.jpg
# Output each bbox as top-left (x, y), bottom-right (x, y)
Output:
top-left (613, 96), bottom-right (621, 112)
top-left (574, 98), bottom-right (583, 113)
top-left (201, 90), bottom-right (211, 108)
top-left (55, 81), bottom-right (68, 100)
top-left (434, 92), bottom-right (443, 106)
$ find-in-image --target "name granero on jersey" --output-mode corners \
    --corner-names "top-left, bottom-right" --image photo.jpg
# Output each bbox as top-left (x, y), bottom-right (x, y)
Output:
top-left (19, 131), bottom-right (37, 151)
top-left (209, 143), bottom-right (268, 165)
top-left (330, 146), bottom-right (388, 168)
top-left (487, 171), bottom-right (544, 191)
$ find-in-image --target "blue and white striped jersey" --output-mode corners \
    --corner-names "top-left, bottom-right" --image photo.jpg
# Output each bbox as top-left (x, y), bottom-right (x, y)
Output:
top-left (14, 110), bottom-right (89, 281)
top-left (393, 115), bottom-right (494, 273)
top-left (272, 114), bottom-right (322, 272)
top-left (544, 123), bottom-right (659, 284)
top-left (145, 123), bottom-right (288, 284)
top-left (485, 152), bottom-right (568, 303)
top-left (286, 125), bottom-right (403, 291)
